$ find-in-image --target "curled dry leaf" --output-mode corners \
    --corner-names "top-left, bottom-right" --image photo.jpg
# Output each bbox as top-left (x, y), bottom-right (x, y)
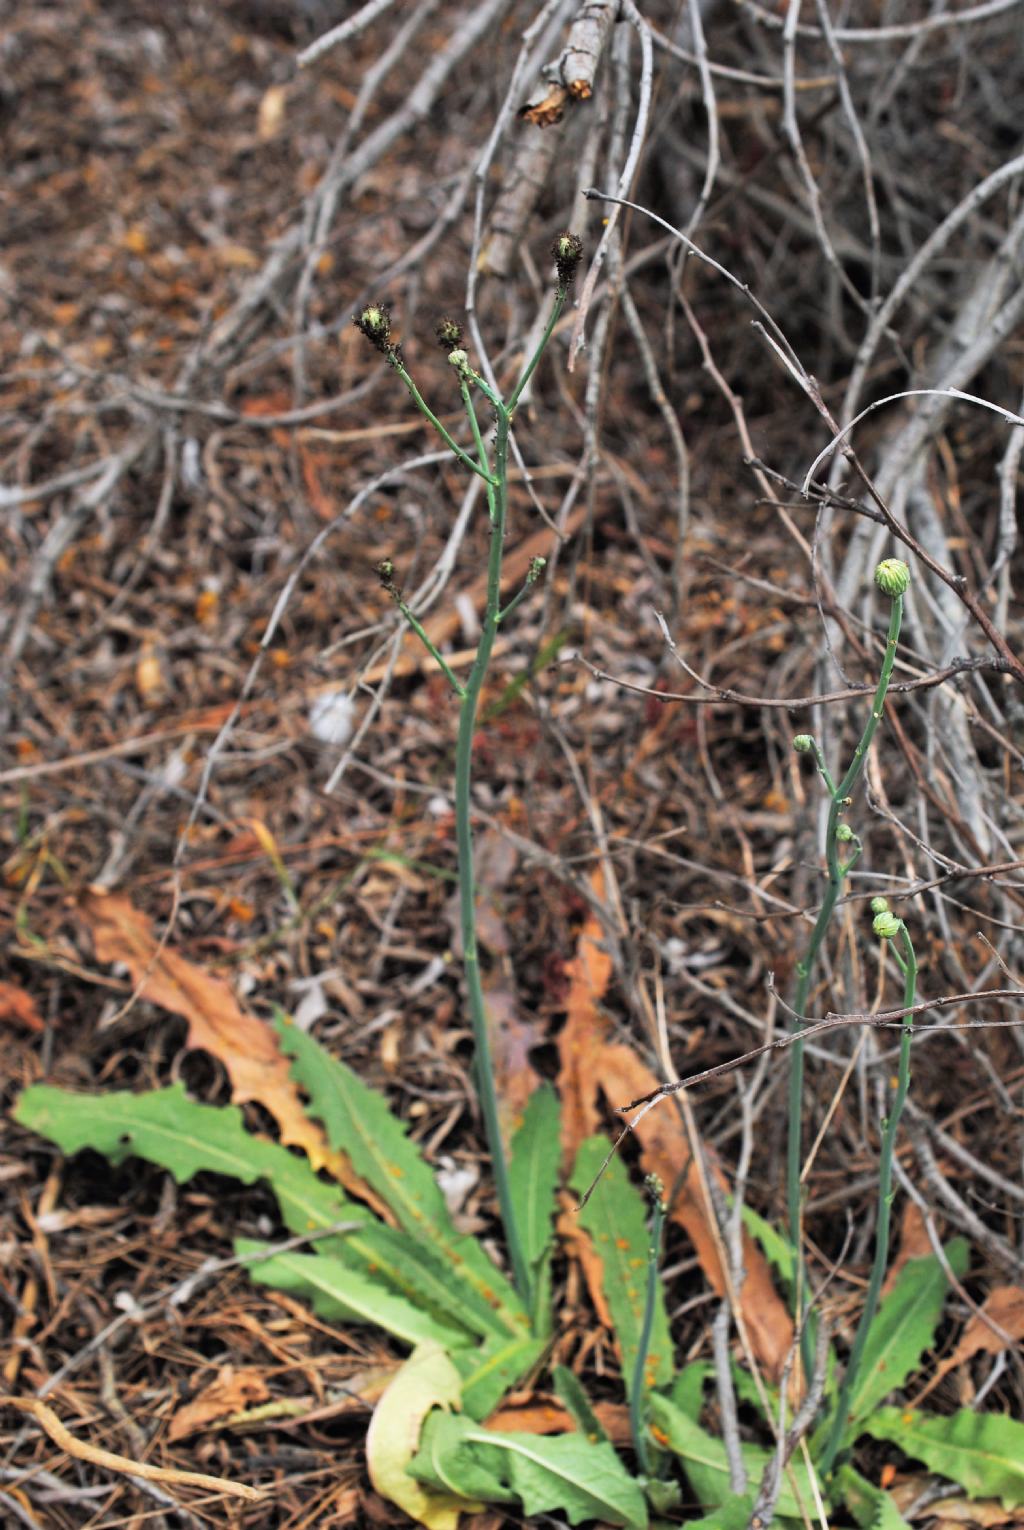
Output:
top-left (168, 1366), bottom-right (271, 1442)
top-left (78, 890), bottom-right (339, 1174)
top-left (0, 980), bottom-right (45, 1032)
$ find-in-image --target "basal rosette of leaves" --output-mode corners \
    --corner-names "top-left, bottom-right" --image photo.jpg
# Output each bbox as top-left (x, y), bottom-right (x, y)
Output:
top-left (16, 1016), bottom-right (1024, 1529)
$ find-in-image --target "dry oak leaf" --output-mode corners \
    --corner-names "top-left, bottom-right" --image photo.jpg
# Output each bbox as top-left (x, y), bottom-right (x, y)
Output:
top-left (930, 1286), bottom-right (1024, 1394)
top-left (168, 1366), bottom-right (271, 1442)
top-left (79, 889), bottom-right (334, 1171)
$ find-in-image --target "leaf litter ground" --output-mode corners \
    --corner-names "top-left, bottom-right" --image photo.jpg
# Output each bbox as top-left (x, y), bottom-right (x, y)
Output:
top-left (4, 1), bottom-right (1024, 1526)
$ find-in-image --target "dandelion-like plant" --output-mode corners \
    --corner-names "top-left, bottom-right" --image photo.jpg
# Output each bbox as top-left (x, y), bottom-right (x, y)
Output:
top-left (354, 235), bottom-right (583, 1308)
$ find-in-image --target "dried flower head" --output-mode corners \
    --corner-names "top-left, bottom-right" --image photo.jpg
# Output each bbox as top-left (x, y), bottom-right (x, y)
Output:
top-left (354, 303), bottom-right (393, 354)
top-left (551, 231), bottom-right (583, 286)
top-left (435, 317), bottom-right (464, 353)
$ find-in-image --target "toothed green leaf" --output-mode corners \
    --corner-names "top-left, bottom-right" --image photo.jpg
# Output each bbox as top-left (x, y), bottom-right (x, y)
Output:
top-left (845, 1240), bottom-right (967, 1433)
top-left (237, 1240), bottom-right (469, 1350)
top-left (837, 1465), bottom-right (913, 1530)
top-left (452, 1332), bottom-right (547, 1421)
top-left (276, 1014), bottom-right (526, 1336)
top-left (570, 1136), bottom-right (672, 1404)
top-left (13, 1082), bottom-right (362, 1233)
top-left (14, 1083), bottom-right (494, 1341)
top-left (863, 1407), bottom-right (1024, 1508)
top-left (649, 1394), bottom-right (827, 1520)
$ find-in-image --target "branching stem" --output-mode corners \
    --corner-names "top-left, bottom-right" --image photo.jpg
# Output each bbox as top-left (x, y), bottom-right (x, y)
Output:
top-left (787, 592), bottom-right (904, 1335)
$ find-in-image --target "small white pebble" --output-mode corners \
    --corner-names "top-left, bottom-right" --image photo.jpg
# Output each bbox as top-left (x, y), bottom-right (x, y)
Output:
top-left (309, 689), bottom-right (356, 746)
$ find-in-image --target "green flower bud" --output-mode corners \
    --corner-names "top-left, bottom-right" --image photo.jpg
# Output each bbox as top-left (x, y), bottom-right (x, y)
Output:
top-left (874, 558), bottom-right (911, 597)
top-left (873, 910), bottom-right (901, 939)
top-left (447, 348), bottom-right (470, 373)
top-left (527, 556), bottom-right (546, 583)
top-left (792, 734), bottom-right (814, 753)
top-left (551, 231), bottom-right (583, 286)
top-left (354, 303), bottom-right (393, 353)
top-left (870, 896), bottom-right (889, 915)
top-left (835, 824), bottom-right (855, 843)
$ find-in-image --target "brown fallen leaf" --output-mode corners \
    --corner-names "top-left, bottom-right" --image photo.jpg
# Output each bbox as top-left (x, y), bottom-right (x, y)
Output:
top-left (0, 980), bottom-right (44, 1032)
top-left (168, 1366), bottom-right (271, 1442)
top-left (558, 870), bottom-right (793, 1381)
top-left (924, 1285), bottom-right (1024, 1401)
top-left (79, 889), bottom-right (335, 1173)
top-left (927, 1499), bottom-right (1022, 1527)
top-left (487, 1399), bottom-right (631, 1444)
top-left (882, 1201), bottom-right (933, 1297)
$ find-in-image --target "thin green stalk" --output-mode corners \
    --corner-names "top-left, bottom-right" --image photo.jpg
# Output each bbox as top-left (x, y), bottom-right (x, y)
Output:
top-left (390, 594), bottom-right (466, 697)
top-left (820, 919), bottom-right (916, 1476)
top-left (630, 1178), bottom-right (666, 1477)
top-left (787, 583), bottom-right (906, 1331)
top-left (453, 402), bottom-right (531, 1303)
top-left (508, 287), bottom-right (567, 414)
top-left (391, 358), bottom-right (497, 484)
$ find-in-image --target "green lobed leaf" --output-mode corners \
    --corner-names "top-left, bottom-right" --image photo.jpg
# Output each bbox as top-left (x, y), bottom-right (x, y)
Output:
top-left (276, 1014), bottom-right (527, 1337)
top-left (13, 1082), bottom-right (365, 1232)
top-left (508, 1082), bottom-right (560, 1323)
top-left (837, 1465), bottom-right (913, 1530)
top-left (863, 1407), bottom-right (1024, 1509)
top-left (669, 1362), bottom-right (713, 1421)
top-left (410, 1410), bottom-right (649, 1528)
top-left (236, 1240), bottom-right (472, 1350)
top-left (649, 1394), bottom-right (826, 1521)
top-left (845, 1240), bottom-right (968, 1434)
top-left (15, 1083), bottom-right (501, 1345)
top-left (570, 1137), bottom-right (673, 1404)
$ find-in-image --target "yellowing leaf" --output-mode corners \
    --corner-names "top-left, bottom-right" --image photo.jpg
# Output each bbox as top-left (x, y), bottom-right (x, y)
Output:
top-left (366, 1342), bottom-right (478, 1530)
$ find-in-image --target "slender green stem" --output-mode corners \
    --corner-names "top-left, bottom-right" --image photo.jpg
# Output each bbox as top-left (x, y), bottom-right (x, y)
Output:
top-left (630, 1184), bottom-right (666, 1477)
top-left (787, 595), bottom-right (904, 1334)
top-left (390, 594), bottom-right (465, 697)
top-left (391, 358), bottom-right (498, 484)
top-left (820, 922), bottom-right (916, 1476)
top-left (508, 286), bottom-right (568, 415)
top-left (454, 403), bottom-right (531, 1303)
top-left (804, 738), bottom-right (836, 796)
top-left (498, 582), bottom-right (536, 625)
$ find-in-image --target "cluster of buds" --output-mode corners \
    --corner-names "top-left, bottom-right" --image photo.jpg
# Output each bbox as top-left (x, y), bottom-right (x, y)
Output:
top-left (869, 896), bottom-right (903, 939)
